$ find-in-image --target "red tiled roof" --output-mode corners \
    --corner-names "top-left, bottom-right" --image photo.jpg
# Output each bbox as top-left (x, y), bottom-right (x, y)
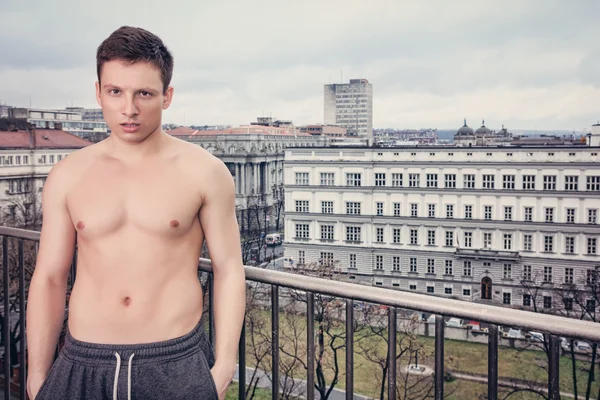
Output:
top-left (0, 129), bottom-right (93, 149)
top-left (167, 125), bottom-right (311, 137)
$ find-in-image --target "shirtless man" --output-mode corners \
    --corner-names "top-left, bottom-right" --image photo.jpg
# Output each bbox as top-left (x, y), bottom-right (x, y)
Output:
top-left (25, 26), bottom-right (246, 399)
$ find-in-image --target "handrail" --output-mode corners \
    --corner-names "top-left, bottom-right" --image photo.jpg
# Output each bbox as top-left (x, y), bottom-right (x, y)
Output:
top-left (198, 259), bottom-right (600, 343)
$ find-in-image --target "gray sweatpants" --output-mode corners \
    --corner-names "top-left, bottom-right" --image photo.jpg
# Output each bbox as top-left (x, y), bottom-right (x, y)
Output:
top-left (35, 318), bottom-right (218, 399)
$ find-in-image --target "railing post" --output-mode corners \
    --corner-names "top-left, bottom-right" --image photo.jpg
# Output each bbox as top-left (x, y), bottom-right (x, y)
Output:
top-left (346, 299), bottom-right (354, 400)
top-left (271, 285), bottom-right (279, 400)
top-left (435, 315), bottom-right (444, 400)
top-left (19, 239), bottom-right (27, 400)
top-left (488, 324), bottom-right (498, 400)
top-left (548, 335), bottom-right (560, 400)
top-left (238, 318), bottom-right (246, 400)
top-left (3, 237), bottom-right (11, 400)
top-left (307, 292), bottom-right (315, 400)
top-left (388, 307), bottom-right (397, 400)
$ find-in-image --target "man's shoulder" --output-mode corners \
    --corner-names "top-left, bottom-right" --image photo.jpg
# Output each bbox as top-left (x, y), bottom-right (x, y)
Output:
top-left (45, 143), bottom-right (101, 190)
top-left (171, 137), bottom-right (229, 178)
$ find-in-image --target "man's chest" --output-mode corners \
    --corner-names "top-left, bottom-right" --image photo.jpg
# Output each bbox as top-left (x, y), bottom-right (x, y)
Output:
top-left (66, 165), bottom-right (203, 239)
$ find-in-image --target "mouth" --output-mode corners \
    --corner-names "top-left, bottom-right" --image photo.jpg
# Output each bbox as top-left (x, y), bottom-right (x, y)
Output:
top-left (121, 123), bottom-right (140, 128)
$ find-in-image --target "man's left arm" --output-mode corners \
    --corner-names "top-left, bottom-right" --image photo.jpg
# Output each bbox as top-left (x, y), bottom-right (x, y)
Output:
top-left (199, 158), bottom-right (246, 388)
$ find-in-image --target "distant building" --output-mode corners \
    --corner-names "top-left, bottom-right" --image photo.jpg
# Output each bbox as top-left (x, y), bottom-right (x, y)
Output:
top-left (587, 122), bottom-right (600, 147)
top-left (324, 79), bottom-right (373, 140)
top-left (297, 124), bottom-right (346, 137)
top-left (374, 128), bottom-right (438, 146)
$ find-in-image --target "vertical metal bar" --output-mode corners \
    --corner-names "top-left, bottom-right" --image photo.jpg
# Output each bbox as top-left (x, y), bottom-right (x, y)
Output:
top-left (548, 335), bottom-right (560, 400)
top-left (345, 299), bottom-right (354, 400)
top-left (271, 285), bottom-right (279, 400)
top-left (307, 293), bottom-right (315, 400)
top-left (208, 273), bottom-right (215, 347)
top-left (435, 315), bottom-right (445, 400)
top-left (18, 240), bottom-right (26, 400)
top-left (238, 319), bottom-right (246, 400)
top-left (3, 237), bottom-right (11, 400)
top-left (388, 307), bottom-right (397, 400)
top-left (488, 324), bottom-right (498, 400)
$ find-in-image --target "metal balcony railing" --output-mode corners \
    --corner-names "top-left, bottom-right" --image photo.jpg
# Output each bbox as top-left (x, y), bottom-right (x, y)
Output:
top-left (1, 225), bottom-right (600, 400)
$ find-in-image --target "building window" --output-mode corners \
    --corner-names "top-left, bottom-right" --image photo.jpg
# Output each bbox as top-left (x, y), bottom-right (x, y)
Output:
top-left (349, 254), bottom-right (356, 269)
top-left (587, 176), bottom-right (600, 191)
top-left (320, 252), bottom-right (334, 266)
top-left (411, 203), bottom-right (418, 217)
top-left (410, 229), bottom-right (418, 245)
top-left (410, 258), bottom-right (417, 273)
top-left (588, 238), bottom-right (597, 255)
top-left (587, 300), bottom-right (596, 312)
top-left (483, 232), bottom-right (492, 248)
top-left (446, 204), bottom-right (454, 218)
top-left (503, 293), bottom-right (511, 305)
top-left (482, 175), bottom-right (495, 189)
top-left (503, 175), bottom-right (515, 190)
top-left (393, 203), bottom-right (401, 216)
top-left (375, 255), bottom-right (384, 270)
top-left (428, 204), bottom-right (436, 218)
top-left (320, 172), bottom-right (334, 186)
top-left (346, 173), bottom-right (362, 186)
top-left (321, 225), bottom-right (334, 240)
top-left (565, 176), bottom-right (578, 191)
top-left (523, 234), bottom-right (532, 251)
top-left (298, 250), bottom-right (305, 265)
top-left (376, 202), bottom-right (384, 216)
top-left (543, 175), bottom-right (556, 190)
top-left (426, 174), bottom-right (438, 188)
top-left (409, 173), bottom-right (420, 187)
top-left (391, 173), bottom-right (402, 187)
top-left (295, 224), bottom-right (310, 239)
top-left (565, 236), bottom-right (575, 254)
top-left (564, 268), bottom-right (574, 284)
top-left (545, 208), bottom-right (554, 223)
top-left (295, 200), bottom-right (309, 213)
top-left (465, 205), bottom-right (472, 219)
top-left (587, 269), bottom-right (598, 285)
top-left (588, 209), bottom-right (598, 224)
top-left (463, 174), bottom-right (475, 189)
top-left (463, 288), bottom-right (471, 296)
top-left (410, 283), bottom-right (418, 290)
top-left (427, 259), bottom-right (435, 274)
top-left (503, 264), bottom-right (512, 279)
top-left (346, 226), bottom-right (361, 242)
top-left (445, 174), bottom-right (456, 188)
top-left (566, 208), bottom-right (576, 223)
top-left (503, 234), bottom-right (512, 250)
top-left (544, 236), bottom-right (554, 252)
top-left (445, 260), bottom-right (453, 275)
top-left (464, 232), bottom-right (472, 248)
top-left (393, 228), bottom-right (401, 243)
top-left (375, 173), bottom-right (386, 186)
top-left (543, 296), bottom-right (552, 309)
top-left (522, 175), bottom-right (535, 190)
top-left (504, 206), bottom-right (513, 221)
top-left (428, 286), bottom-right (436, 293)
top-left (445, 287), bottom-right (453, 295)
top-left (445, 231), bottom-right (454, 247)
top-left (523, 294), bottom-right (531, 307)
top-left (376, 227), bottom-right (384, 243)
top-left (321, 201), bottom-right (334, 214)
top-left (295, 172), bottom-right (309, 185)
top-left (346, 202), bottom-right (361, 215)
top-left (463, 261), bottom-right (472, 276)
top-left (427, 230), bottom-right (436, 246)
top-left (523, 265), bottom-right (532, 281)
top-left (544, 266), bottom-right (553, 282)
top-left (484, 206), bottom-right (493, 220)
top-left (564, 298), bottom-right (573, 311)
top-left (524, 207), bottom-right (533, 222)
top-left (392, 256), bottom-right (400, 271)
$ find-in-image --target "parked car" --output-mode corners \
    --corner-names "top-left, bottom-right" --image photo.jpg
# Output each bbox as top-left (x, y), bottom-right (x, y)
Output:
top-left (506, 328), bottom-right (523, 339)
top-left (446, 318), bottom-right (464, 328)
top-left (265, 233), bottom-right (282, 246)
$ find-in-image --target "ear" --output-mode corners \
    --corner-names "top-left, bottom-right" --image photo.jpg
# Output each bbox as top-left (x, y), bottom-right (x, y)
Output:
top-left (162, 86), bottom-right (174, 110)
top-left (95, 82), bottom-right (102, 107)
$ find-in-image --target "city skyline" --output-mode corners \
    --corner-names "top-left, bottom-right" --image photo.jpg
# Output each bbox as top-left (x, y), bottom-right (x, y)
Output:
top-left (1, 0), bottom-right (599, 131)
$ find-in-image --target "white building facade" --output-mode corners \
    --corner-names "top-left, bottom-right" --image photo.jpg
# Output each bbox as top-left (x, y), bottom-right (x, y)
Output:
top-left (283, 145), bottom-right (600, 311)
top-left (324, 79), bottom-right (373, 140)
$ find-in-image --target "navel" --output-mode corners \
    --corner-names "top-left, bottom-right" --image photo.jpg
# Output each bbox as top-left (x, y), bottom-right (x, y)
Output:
top-left (169, 220), bottom-right (180, 228)
top-left (122, 296), bottom-right (131, 307)
top-left (76, 221), bottom-right (85, 230)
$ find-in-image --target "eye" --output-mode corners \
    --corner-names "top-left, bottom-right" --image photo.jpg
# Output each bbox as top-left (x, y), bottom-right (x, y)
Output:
top-left (109, 89), bottom-right (120, 95)
top-left (140, 91), bottom-right (152, 97)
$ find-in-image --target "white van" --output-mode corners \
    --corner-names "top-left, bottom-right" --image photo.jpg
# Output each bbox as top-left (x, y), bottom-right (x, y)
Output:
top-left (265, 233), bottom-right (282, 246)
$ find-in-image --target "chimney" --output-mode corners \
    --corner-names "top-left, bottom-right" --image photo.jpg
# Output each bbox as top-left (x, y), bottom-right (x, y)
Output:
top-left (55, 122), bottom-right (63, 131)
top-left (29, 124), bottom-right (36, 149)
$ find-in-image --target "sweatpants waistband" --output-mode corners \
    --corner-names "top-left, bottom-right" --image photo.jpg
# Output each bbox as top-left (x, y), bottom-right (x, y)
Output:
top-left (62, 317), bottom-right (210, 366)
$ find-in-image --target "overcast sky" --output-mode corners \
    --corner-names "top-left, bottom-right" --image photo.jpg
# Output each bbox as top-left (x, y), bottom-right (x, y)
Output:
top-left (1, 0), bottom-right (599, 131)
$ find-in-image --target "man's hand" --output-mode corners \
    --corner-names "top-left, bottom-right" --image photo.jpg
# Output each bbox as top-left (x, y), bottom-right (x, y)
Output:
top-left (210, 362), bottom-right (236, 400)
top-left (27, 373), bottom-right (46, 400)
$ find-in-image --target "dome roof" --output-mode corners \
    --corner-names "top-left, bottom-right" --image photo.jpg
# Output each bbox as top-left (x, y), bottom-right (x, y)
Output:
top-left (475, 120), bottom-right (492, 135)
top-left (457, 119), bottom-right (474, 136)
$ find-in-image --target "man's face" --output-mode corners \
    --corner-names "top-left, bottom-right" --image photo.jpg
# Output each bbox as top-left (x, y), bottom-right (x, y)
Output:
top-left (95, 60), bottom-right (173, 143)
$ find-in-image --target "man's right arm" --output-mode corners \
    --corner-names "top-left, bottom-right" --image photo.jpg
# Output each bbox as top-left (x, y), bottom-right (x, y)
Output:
top-left (26, 160), bottom-right (76, 397)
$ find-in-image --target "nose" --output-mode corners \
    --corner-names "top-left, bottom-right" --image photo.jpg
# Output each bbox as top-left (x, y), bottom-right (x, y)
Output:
top-left (121, 94), bottom-right (139, 118)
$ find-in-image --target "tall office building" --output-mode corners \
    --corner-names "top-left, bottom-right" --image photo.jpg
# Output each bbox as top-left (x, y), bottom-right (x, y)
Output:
top-left (324, 79), bottom-right (373, 140)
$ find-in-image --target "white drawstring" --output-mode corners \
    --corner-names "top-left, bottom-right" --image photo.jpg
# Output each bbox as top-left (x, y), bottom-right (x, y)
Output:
top-left (113, 352), bottom-right (135, 400)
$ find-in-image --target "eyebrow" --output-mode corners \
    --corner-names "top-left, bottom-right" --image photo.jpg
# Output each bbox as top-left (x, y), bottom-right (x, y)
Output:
top-left (102, 84), bottom-right (158, 93)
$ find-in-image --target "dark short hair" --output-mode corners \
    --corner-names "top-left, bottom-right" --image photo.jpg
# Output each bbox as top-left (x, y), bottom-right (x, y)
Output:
top-left (96, 26), bottom-right (174, 94)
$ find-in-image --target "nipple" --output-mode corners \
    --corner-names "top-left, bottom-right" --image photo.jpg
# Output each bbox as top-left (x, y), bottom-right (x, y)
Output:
top-left (169, 220), bottom-right (180, 228)
top-left (76, 221), bottom-right (85, 230)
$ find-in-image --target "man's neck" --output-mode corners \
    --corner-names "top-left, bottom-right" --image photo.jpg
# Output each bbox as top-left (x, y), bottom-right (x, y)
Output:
top-left (105, 127), bottom-right (170, 166)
